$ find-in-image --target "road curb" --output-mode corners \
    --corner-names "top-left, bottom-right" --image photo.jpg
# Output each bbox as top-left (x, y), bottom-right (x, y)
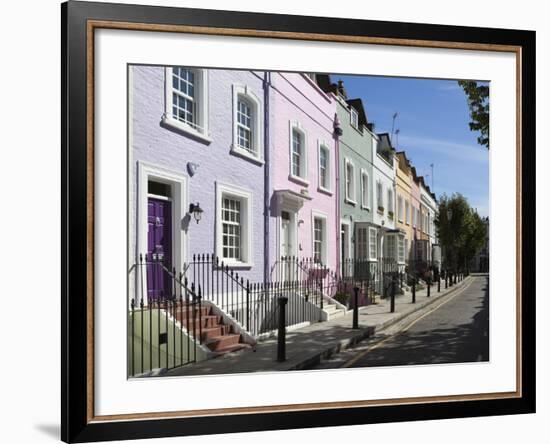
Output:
top-left (290, 276), bottom-right (473, 371)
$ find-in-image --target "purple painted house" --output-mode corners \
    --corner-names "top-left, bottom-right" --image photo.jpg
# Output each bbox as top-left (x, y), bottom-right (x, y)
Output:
top-left (129, 66), bottom-right (267, 304)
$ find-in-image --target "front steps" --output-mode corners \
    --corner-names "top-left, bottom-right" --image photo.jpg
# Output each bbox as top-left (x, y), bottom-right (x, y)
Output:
top-left (323, 301), bottom-right (346, 320)
top-left (174, 304), bottom-right (251, 357)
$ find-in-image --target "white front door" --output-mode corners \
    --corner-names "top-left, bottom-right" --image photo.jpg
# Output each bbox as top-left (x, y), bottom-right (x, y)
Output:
top-left (280, 211), bottom-right (295, 282)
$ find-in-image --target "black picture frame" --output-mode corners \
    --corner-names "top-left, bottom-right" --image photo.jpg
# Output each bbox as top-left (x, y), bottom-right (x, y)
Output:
top-left (61, 1), bottom-right (536, 442)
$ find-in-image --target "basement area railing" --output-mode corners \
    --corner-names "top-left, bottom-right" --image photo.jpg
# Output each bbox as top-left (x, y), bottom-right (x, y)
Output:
top-left (128, 254), bottom-right (203, 377)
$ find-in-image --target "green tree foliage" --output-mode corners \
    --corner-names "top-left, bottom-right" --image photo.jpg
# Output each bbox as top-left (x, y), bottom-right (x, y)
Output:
top-left (458, 80), bottom-right (489, 149)
top-left (435, 193), bottom-right (487, 270)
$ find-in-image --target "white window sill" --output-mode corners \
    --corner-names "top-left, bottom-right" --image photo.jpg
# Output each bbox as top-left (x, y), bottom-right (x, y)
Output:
top-left (345, 197), bottom-right (357, 206)
top-left (162, 116), bottom-right (212, 144)
top-left (219, 259), bottom-right (254, 269)
top-left (318, 186), bottom-right (333, 196)
top-left (361, 204), bottom-right (370, 211)
top-left (230, 145), bottom-right (265, 166)
top-left (288, 174), bottom-right (310, 187)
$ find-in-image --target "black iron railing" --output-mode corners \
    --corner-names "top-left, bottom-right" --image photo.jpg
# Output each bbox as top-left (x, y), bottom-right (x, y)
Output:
top-left (129, 254), bottom-right (203, 377)
top-left (183, 254), bottom-right (328, 336)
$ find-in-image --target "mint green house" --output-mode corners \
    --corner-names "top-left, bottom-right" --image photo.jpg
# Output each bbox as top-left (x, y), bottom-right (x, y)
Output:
top-left (316, 76), bottom-right (377, 273)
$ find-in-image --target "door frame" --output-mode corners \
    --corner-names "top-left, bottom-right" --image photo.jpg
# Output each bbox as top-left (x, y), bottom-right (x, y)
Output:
top-left (278, 208), bottom-right (298, 260)
top-left (137, 161), bottom-right (188, 305)
top-left (146, 195), bottom-right (173, 301)
top-left (340, 218), bottom-right (352, 277)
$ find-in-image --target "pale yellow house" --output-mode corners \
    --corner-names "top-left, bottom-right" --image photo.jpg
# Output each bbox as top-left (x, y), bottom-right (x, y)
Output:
top-left (395, 152), bottom-right (414, 262)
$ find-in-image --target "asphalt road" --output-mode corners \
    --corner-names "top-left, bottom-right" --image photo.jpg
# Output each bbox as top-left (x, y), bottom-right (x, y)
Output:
top-left (341, 275), bottom-right (490, 368)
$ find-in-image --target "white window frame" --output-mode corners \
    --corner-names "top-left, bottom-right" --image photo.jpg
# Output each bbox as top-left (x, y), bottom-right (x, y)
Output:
top-left (215, 182), bottom-right (253, 267)
top-left (385, 234), bottom-right (397, 260)
top-left (163, 67), bottom-right (211, 143)
top-left (425, 213), bottom-right (430, 234)
top-left (317, 140), bottom-right (332, 194)
top-left (360, 169), bottom-right (370, 210)
top-left (350, 107), bottom-right (359, 129)
top-left (311, 211), bottom-right (328, 265)
top-left (405, 200), bottom-right (410, 225)
top-left (376, 180), bottom-right (384, 212)
top-left (397, 235), bottom-right (406, 264)
top-left (387, 188), bottom-right (394, 217)
top-left (344, 158), bottom-right (357, 205)
top-left (288, 121), bottom-right (309, 186)
top-left (397, 195), bottom-right (404, 222)
top-left (231, 84), bottom-right (264, 164)
top-left (356, 226), bottom-right (369, 260)
top-left (368, 227), bottom-right (378, 261)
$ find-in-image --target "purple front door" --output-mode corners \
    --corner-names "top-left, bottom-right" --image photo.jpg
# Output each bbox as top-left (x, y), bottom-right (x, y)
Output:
top-left (147, 197), bottom-right (172, 302)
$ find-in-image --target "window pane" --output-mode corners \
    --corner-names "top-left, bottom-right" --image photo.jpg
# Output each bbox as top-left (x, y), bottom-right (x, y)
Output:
top-left (313, 218), bottom-right (324, 263)
top-left (319, 147), bottom-right (327, 188)
top-left (346, 163), bottom-right (353, 199)
top-left (221, 196), bottom-right (242, 260)
top-left (369, 228), bottom-right (377, 259)
top-left (171, 67), bottom-right (196, 127)
top-left (292, 130), bottom-right (302, 177)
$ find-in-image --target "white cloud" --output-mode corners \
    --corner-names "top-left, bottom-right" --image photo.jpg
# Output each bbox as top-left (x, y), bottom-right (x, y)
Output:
top-left (399, 135), bottom-right (489, 165)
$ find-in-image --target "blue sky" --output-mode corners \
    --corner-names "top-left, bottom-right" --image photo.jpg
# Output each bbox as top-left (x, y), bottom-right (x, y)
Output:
top-left (336, 74), bottom-right (489, 217)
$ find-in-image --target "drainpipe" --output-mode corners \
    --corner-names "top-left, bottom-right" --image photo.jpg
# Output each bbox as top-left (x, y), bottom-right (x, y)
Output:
top-left (333, 113), bottom-right (343, 276)
top-left (263, 72), bottom-right (271, 284)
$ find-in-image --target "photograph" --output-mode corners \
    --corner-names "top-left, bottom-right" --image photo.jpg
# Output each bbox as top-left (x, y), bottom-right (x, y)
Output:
top-left (58, 2), bottom-right (535, 440)
top-left (127, 65), bottom-right (490, 378)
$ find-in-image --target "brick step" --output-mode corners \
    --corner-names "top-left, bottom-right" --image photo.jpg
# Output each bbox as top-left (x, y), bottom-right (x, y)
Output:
top-left (174, 306), bottom-right (210, 317)
top-left (178, 314), bottom-right (221, 329)
top-left (212, 343), bottom-right (252, 357)
top-left (200, 325), bottom-right (232, 341)
top-left (205, 334), bottom-right (241, 351)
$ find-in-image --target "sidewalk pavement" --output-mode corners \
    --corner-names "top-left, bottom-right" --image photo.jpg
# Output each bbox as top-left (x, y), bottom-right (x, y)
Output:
top-left (164, 276), bottom-right (473, 377)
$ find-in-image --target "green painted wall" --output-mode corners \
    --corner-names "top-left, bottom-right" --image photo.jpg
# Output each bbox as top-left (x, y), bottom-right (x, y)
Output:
top-left (337, 100), bottom-right (375, 225)
top-left (128, 308), bottom-right (208, 377)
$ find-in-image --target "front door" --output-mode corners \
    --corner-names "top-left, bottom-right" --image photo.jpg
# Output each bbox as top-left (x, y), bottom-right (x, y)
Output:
top-left (147, 197), bottom-right (172, 302)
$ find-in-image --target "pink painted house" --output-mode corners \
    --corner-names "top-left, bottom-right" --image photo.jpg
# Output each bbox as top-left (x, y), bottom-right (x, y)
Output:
top-left (267, 73), bottom-right (338, 277)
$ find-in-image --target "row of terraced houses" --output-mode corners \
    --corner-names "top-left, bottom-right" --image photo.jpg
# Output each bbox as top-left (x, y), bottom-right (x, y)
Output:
top-left (128, 67), bottom-right (440, 372)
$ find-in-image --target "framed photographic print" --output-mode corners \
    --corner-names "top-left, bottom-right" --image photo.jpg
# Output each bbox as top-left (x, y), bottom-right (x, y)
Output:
top-left (61, 1), bottom-right (536, 442)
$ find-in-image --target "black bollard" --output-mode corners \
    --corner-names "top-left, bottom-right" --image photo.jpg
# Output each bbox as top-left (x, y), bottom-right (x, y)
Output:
top-left (411, 274), bottom-right (416, 304)
top-left (353, 287), bottom-right (359, 329)
top-left (438, 274), bottom-right (441, 293)
top-left (427, 278), bottom-right (431, 298)
top-left (277, 297), bottom-right (288, 362)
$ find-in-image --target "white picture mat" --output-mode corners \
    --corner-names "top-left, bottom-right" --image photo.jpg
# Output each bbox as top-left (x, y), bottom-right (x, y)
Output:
top-left (94, 28), bottom-right (516, 417)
